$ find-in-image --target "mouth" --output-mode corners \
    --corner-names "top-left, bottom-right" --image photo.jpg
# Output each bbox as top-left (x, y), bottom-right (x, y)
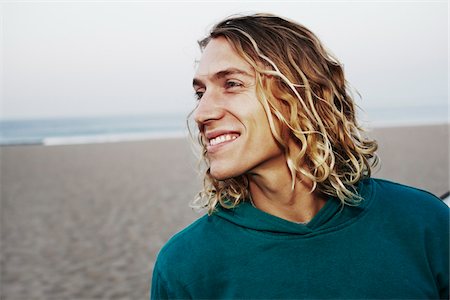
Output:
top-left (205, 131), bottom-right (240, 152)
top-left (209, 133), bottom-right (239, 146)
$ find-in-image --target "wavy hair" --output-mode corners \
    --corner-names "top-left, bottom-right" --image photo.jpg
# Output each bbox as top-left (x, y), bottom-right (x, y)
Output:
top-left (190, 13), bottom-right (378, 214)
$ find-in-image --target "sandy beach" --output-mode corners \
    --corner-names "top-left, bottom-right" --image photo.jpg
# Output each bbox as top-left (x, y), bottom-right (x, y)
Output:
top-left (1, 123), bottom-right (448, 299)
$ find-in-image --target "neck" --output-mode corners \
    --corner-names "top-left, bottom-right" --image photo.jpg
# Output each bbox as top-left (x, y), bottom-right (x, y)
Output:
top-left (248, 166), bottom-right (326, 224)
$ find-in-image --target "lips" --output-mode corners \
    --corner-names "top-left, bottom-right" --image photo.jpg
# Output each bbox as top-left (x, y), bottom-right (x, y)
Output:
top-left (205, 130), bottom-right (240, 151)
top-left (209, 133), bottom-right (239, 146)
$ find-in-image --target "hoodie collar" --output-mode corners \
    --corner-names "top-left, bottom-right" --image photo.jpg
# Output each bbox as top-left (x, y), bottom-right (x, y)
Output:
top-left (214, 178), bottom-right (373, 236)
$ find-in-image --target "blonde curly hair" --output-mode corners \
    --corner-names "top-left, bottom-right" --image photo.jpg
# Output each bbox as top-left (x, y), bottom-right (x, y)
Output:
top-left (189, 13), bottom-right (378, 214)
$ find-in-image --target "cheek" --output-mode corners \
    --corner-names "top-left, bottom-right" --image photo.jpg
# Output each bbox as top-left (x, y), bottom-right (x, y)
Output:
top-left (262, 111), bottom-right (288, 145)
top-left (253, 108), bottom-right (281, 143)
top-left (263, 95), bottom-right (290, 140)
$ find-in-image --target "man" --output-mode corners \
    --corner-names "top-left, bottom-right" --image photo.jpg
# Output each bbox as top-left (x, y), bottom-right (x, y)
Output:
top-left (151, 14), bottom-right (449, 299)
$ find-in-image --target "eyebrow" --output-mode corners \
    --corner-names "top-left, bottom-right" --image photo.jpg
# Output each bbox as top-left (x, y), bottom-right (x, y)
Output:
top-left (192, 68), bottom-right (253, 87)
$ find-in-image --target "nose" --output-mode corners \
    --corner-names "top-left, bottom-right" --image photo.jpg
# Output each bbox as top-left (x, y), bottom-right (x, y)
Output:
top-left (193, 89), bottom-right (224, 125)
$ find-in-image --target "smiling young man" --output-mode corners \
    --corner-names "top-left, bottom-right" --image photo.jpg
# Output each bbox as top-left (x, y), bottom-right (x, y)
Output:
top-left (151, 14), bottom-right (449, 299)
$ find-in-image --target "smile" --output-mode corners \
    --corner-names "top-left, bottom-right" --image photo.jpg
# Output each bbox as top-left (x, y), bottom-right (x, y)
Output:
top-left (209, 133), bottom-right (239, 146)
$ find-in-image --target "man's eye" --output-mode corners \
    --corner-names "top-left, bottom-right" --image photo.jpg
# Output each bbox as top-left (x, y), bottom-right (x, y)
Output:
top-left (225, 81), bottom-right (243, 88)
top-left (194, 91), bottom-right (204, 100)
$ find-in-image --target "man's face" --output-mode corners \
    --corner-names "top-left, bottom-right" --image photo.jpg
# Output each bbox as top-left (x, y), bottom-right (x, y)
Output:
top-left (193, 37), bottom-right (284, 180)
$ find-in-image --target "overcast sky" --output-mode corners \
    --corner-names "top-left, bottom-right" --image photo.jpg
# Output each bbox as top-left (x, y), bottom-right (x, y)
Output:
top-left (0, 1), bottom-right (448, 120)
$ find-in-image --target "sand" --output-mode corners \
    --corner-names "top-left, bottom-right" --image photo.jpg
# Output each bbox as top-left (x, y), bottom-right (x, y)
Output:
top-left (370, 124), bottom-right (449, 196)
top-left (0, 123), bottom-right (448, 299)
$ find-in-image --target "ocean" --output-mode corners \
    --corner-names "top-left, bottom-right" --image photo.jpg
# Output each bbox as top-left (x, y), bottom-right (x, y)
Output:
top-left (0, 106), bottom-right (448, 146)
top-left (0, 114), bottom-right (191, 146)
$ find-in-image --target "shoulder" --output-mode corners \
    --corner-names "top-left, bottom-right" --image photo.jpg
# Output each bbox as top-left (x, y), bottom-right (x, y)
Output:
top-left (367, 179), bottom-right (449, 296)
top-left (153, 213), bottom-right (225, 280)
top-left (156, 214), bottom-right (213, 264)
top-left (151, 215), bottom-right (216, 298)
top-left (368, 178), bottom-right (449, 224)
top-left (363, 178), bottom-right (449, 263)
top-left (370, 178), bottom-right (446, 207)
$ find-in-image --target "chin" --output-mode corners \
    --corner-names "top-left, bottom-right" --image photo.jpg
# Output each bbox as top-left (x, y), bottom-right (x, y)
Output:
top-left (209, 165), bottom-right (241, 181)
top-left (209, 170), bottom-right (231, 181)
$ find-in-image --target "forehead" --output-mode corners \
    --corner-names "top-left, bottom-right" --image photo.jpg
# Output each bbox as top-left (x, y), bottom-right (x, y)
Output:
top-left (194, 37), bottom-right (254, 78)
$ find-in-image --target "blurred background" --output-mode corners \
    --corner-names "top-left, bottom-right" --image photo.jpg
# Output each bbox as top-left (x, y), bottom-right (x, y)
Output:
top-left (0, 1), bottom-right (448, 299)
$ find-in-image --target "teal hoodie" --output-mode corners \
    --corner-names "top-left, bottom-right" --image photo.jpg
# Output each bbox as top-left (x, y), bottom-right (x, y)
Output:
top-left (151, 178), bottom-right (449, 299)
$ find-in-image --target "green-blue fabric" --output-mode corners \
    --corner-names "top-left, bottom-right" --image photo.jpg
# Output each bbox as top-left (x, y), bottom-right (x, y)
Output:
top-left (151, 178), bottom-right (449, 299)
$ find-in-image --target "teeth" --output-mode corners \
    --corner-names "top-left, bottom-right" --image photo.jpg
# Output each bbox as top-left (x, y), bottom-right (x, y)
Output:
top-left (209, 134), bottom-right (238, 146)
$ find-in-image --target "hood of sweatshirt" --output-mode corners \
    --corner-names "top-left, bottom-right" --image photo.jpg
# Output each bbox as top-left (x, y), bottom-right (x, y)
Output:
top-left (214, 178), bottom-right (374, 236)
